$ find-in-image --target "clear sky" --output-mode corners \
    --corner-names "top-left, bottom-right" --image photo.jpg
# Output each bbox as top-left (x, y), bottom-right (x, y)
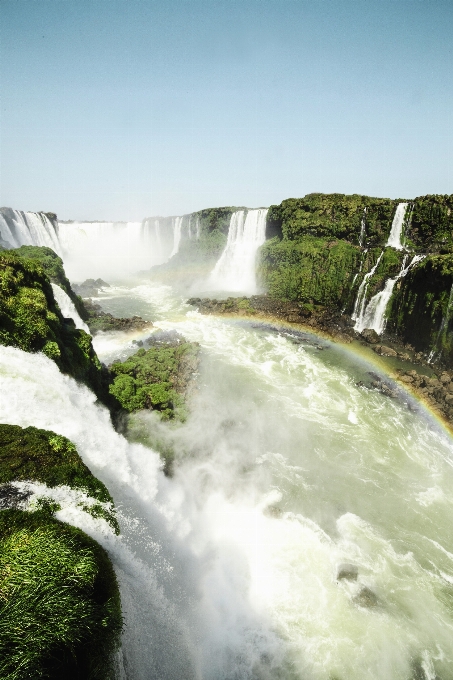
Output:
top-left (0, 0), bottom-right (452, 220)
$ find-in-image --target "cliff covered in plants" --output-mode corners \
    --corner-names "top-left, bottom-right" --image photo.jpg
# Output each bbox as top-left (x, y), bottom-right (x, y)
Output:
top-left (0, 249), bottom-right (111, 404)
top-left (258, 193), bottom-right (453, 367)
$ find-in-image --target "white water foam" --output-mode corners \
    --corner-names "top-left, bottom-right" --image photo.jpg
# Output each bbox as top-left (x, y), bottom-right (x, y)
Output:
top-left (209, 208), bottom-right (268, 294)
top-left (386, 203), bottom-right (408, 250)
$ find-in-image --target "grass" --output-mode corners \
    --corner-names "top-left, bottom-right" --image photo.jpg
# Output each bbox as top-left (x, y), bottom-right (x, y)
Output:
top-left (0, 508), bottom-right (122, 680)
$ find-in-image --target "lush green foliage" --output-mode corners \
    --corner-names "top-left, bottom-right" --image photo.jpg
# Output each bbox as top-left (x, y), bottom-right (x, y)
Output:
top-left (0, 251), bottom-right (111, 404)
top-left (11, 246), bottom-right (88, 320)
top-left (388, 254), bottom-right (453, 362)
top-left (406, 195), bottom-right (453, 252)
top-left (0, 424), bottom-right (115, 508)
top-left (267, 193), bottom-right (400, 246)
top-left (109, 343), bottom-right (198, 419)
top-left (258, 236), bottom-right (362, 308)
top-left (0, 508), bottom-right (122, 680)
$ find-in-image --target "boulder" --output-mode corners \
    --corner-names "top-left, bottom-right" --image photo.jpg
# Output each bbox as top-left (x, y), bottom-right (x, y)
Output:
top-left (361, 328), bottom-right (380, 344)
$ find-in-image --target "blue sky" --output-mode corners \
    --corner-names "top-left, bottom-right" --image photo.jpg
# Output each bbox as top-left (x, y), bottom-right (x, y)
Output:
top-left (1, 0), bottom-right (452, 220)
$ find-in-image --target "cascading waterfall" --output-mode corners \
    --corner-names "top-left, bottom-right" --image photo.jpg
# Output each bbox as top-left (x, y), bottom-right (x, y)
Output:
top-left (386, 203), bottom-right (408, 250)
top-left (428, 283), bottom-right (453, 363)
top-left (51, 283), bottom-right (90, 333)
top-left (0, 208), bottom-right (62, 254)
top-left (354, 255), bottom-right (425, 334)
top-left (209, 208), bottom-right (268, 294)
top-left (351, 251), bottom-right (384, 323)
top-left (169, 216), bottom-right (184, 259)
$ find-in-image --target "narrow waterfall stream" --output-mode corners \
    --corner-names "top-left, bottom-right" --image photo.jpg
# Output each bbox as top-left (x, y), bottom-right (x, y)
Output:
top-left (3, 274), bottom-right (453, 680)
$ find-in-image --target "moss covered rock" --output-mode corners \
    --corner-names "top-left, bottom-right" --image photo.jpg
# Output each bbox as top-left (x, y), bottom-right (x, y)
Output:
top-left (0, 424), bottom-right (114, 506)
top-left (11, 246), bottom-right (88, 321)
top-left (0, 508), bottom-right (122, 680)
top-left (109, 341), bottom-right (199, 419)
top-left (0, 250), bottom-right (111, 404)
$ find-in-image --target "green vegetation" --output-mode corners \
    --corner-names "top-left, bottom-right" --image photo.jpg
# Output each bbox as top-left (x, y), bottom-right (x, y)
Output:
top-left (0, 423), bottom-right (115, 510)
top-left (0, 507), bottom-right (122, 680)
top-left (388, 254), bottom-right (453, 363)
top-left (258, 236), bottom-right (362, 309)
top-left (11, 246), bottom-right (88, 320)
top-left (266, 193), bottom-right (400, 246)
top-left (109, 342), bottom-right (199, 420)
top-left (0, 250), bottom-right (112, 404)
top-left (406, 195), bottom-right (453, 252)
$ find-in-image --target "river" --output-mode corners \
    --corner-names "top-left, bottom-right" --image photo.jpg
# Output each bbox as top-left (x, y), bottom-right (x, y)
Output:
top-left (1, 276), bottom-right (453, 680)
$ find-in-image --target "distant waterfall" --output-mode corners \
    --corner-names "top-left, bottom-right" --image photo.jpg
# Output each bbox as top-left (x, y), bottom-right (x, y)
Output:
top-left (51, 284), bottom-right (90, 333)
top-left (169, 216), bottom-right (183, 259)
top-left (209, 208), bottom-right (268, 294)
top-left (58, 219), bottom-right (176, 280)
top-left (354, 255), bottom-right (424, 334)
top-left (0, 208), bottom-right (61, 254)
top-left (386, 203), bottom-right (408, 250)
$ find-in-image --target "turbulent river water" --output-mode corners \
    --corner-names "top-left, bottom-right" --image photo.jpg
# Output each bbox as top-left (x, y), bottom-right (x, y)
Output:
top-left (2, 277), bottom-right (453, 680)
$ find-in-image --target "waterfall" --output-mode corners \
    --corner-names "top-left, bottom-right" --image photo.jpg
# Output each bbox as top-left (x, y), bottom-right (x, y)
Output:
top-left (428, 283), bottom-right (453, 363)
top-left (0, 208), bottom-right (61, 254)
top-left (51, 284), bottom-right (90, 333)
top-left (359, 208), bottom-right (367, 247)
top-left (351, 251), bottom-right (384, 323)
top-left (169, 216), bottom-right (183, 259)
top-left (196, 216), bottom-right (201, 240)
top-left (386, 203), bottom-right (408, 250)
top-left (209, 208), bottom-right (268, 294)
top-left (354, 255), bottom-right (425, 334)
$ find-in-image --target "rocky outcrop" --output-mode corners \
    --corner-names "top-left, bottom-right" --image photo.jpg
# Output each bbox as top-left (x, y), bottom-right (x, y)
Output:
top-left (0, 250), bottom-right (113, 405)
top-left (83, 299), bottom-right (153, 335)
top-left (109, 332), bottom-right (200, 420)
top-left (72, 278), bottom-right (110, 297)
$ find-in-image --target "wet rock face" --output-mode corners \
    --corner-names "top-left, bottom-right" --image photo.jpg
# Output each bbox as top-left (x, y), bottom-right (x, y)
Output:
top-left (360, 329), bottom-right (380, 344)
top-left (0, 483), bottom-right (30, 509)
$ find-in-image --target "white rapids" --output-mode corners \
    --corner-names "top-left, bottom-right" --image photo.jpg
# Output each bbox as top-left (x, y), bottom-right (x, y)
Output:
top-left (3, 277), bottom-right (453, 679)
